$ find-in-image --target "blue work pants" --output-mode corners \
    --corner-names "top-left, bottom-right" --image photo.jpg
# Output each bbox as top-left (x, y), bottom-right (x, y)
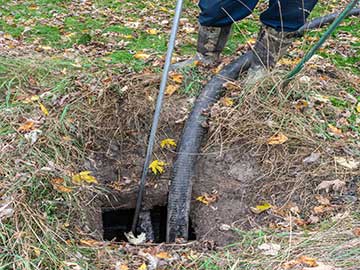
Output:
top-left (199, 0), bottom-right (318, 32)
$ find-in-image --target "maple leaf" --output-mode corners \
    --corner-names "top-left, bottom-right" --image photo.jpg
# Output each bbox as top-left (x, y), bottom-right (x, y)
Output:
top-left (72, 171), bottom-right (98, 185)
top-left (149, 160), bottom-right (166, 174)
top-left (160, 138), bottom-right (177, 149)
top-left (267, 132), bottom-right (288, 145)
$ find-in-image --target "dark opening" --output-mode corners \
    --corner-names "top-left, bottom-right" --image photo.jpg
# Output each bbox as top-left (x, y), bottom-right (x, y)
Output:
top-left (102, 206), bottom-right (196, 243)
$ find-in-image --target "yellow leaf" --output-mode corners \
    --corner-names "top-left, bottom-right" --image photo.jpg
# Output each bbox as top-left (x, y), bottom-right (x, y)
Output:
top-left (250, 202), bottom-right (272, 214)
top-left (149, 160), bottom-right (166, 175)
top-left (4, 33), bottom-right (12, 39)
top-left (196, 195), bottom-right (209, 205)
top-left (72, 171), bottom-right (98, 185)
top-left (267, 133), bottom-right (288, 145)
top-left (39, 102), bottom-right (49, 116)
top-left (31, 95), bottom-right (40, 101)
top-left (18, 120), bottom-right (35, 133)
top-left (156, 251), bottom-right (171, 259)
top-left (220, 97), bottom-right (234, 107)
top-left (159, 7), bottom-right (169, 12)
top-left (134, 52), bottom-right (150, 60)
top-left (138, 263), bottom-right (147, 270)
top-left (169, 72), bottom-right (183, 84)
top-left (33, 247), bottom-right (41, 257)
top-left (146, 29), bottom-right (159, 35)
top-left (160, 138), bottom-right (177, 149)
top-left (246, 37), bottom-right (257, 44)
top-left (121, 34), bottom-right (134, 39)
top-left (165, 84), bottom-right (179, 96)
top-left (356, 103), bottom-right (360, 113)
top-left (327, 124), bottom-right (342, 135)
top-left (119, 265), bottom-right (129, 270)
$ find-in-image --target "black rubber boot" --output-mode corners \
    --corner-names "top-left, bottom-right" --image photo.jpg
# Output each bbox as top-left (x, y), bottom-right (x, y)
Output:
top-left (246, 25), bottom-right (299, 84)
top-left (170, 24), bottom-right (231, 70)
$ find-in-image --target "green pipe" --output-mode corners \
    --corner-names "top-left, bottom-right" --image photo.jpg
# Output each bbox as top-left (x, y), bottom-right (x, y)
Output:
top-left (283, 0), bottom-right (359, 86)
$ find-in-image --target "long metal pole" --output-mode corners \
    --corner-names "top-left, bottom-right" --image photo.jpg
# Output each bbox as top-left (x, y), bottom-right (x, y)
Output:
top-left (131, 0), bottom-right (184, 233)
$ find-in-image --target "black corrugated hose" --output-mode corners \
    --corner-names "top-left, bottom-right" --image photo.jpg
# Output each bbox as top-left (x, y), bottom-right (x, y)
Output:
top-left (166, 7), bottom-right (360, 242)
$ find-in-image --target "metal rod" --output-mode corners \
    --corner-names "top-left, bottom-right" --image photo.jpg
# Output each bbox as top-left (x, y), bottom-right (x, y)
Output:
top-left (131, 0), bottom-right (184, 234)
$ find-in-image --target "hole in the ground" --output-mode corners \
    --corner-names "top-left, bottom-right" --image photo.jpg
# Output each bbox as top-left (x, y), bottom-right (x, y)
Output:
top-left (102, 206), bottom-right (196, 243)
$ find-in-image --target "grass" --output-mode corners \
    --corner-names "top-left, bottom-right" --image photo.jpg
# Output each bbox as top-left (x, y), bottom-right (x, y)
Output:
top-left (0, 0), bottom-right (360, 269)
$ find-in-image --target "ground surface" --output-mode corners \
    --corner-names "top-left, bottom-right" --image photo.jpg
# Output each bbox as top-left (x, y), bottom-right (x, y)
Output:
top-left (1, 0), bottom-right (360, 270)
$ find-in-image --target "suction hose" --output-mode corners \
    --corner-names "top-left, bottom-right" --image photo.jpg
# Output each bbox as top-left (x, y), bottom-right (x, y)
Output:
top-left (166, 7), bottom-right (360, 242)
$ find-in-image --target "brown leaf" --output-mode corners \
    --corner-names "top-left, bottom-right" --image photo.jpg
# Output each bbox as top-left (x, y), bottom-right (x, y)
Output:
top-left (165, 84), bottom-right (179, 96)
top-left (316, 179), bottom-right (346, 192)
top-left (18, 120), bottom-right (35, 133)
top-left (156, 251), bottom-right (171, 259)
top-left (353, 227), bottom-right (360, 237)
top-left (298, 256), bottom-right (318, 267)
top-left (267, 133), bottom-right (288, 145)
top-left (169, 72), bottom-right (183, 84)
top-left (315, 195), bottom-right (330, 205)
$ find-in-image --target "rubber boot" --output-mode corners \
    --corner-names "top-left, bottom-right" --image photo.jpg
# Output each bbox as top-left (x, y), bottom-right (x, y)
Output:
top-left (170, 24), bottom-right (231, 70)
top-left (246, 25), bottom-right (299, 84)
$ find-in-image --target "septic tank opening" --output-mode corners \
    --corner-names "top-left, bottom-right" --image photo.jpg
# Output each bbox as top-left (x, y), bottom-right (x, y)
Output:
top-left (102, 206), bottom-right (196, 243)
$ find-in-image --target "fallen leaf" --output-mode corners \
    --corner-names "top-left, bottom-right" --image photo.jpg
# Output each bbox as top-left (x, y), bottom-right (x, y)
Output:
top-left (278, 57), bottom-right (301, 66)
top-left (327, 124), bottom-right (342, 135)
top-left (294, 99), bottom-right (309, 111)
top-left (118, 264), bottom-right (129, 270)
top-left (18, 120), bottom-right (35, 133)
top-left (0, 197), bottom-right (14, 221)
top-left (257, 243), bottom-right (281, 256)
top-left (146, 29), bottom-right (159, 35)
top-left (63, 262), bottom-right (81, 270)
top-left (298, 256), bottom-right (318, 267)
top-left (160, 138), bottom-right (177, 149)
top-left (138, 263), bottom-right (147, 270)
top-left (219, 224), bottom-right (231, 231)
top-left (134, 52), bottom-right (151, 60)
top-left (316, 179), bottom-right (346, 192)
top-left (33, 247), bottom-right (41, 257)
top-left (334, 156), bottom-right (359, 170)
top-left (72, 171), bottom-right (98, 185)
top-left (124, 232), bottom-right (146, 245)
top-left (24, 129), bottom-right (42, 144)
top-left (356, 103), bottom-right (360, 113)
top-left (39, 102), bottom-right (49, 116)
top-left (149, 160), bottom-right (166, 175)
top-left (220, 97), bottom-right (234, 107)
top-left (250, 202), bottom-right (272, 214)
top-left (169, 72), bottom-right (183, 84)
top-left (156, 251), bottom-right (171, 259)
top-left (267, 133), bottom-right (288, 145)
top-left (79, 239), bottom-right (103, 246)
top-left (353, 227), bottom-right (360, 236)
top-left (303, 152), bottom-right (321, 164)
top-left (223, 81), bottom-right (241, 91)
top-left (196, 193), bottom-right (218, 206)
top-left (165, 84), bottom-right (179, 96)
top-left (315, 195), bottom-right (330, 205)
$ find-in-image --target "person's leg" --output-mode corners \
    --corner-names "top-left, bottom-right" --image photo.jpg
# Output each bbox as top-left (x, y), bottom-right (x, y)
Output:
top-left (260, 0), bottom-right (318, 32)
top-left (246, 0), bottom-right (318, 83)
top-left (171, 0), bottom-right (260, 70)
top-left (199, 0), bottom-right (259, 27)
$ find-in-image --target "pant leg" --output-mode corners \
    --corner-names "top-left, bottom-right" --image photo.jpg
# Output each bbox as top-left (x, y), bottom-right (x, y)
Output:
top-left (199, 0), bottom-right (260, 27)
top-left (260, 0), bottom-right (318, 32)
